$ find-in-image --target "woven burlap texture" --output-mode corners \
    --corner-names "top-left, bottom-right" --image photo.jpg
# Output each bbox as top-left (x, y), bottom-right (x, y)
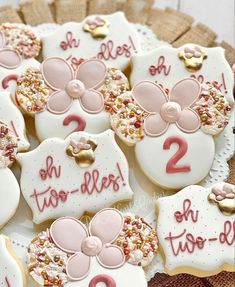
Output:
top-left (0, 0), bottom-right (234, 286)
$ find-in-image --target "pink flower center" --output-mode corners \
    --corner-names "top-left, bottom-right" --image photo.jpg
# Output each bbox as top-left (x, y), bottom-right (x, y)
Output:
top-left (161, 102), bottom-right (181, 123)
top-left (66, 80), bottom-right (85, 99)
top-left (81, 236), bottom-right (102, 256)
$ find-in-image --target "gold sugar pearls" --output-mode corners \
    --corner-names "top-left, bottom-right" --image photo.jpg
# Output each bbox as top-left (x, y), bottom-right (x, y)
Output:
top-left (0, 23), bottom-right (41, 58)
top-left (28, 231), bottom-right (69, 287)
top-left (116, 214), bottom-right (158, 267)
top-left (193, 83), bottom-right (231, 135)
top-left (16, 68), bottom-right (50, 115)
top-left (179, 45), bottom-right (208, 72)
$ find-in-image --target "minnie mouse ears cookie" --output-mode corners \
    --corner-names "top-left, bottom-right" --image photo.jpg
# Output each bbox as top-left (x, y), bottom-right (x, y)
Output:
top-left (130, 45), bottom-right (234, 103)
top-left (17, 130), bottom-right (133, 224)
top-left (41, 12), bottom-right (141, 71)
top-left (28, 208), bottom-right (158, 286)
top-left (0, 23), bottom-right (41, 93)
top-left (156, 183), bottom-right (235, 277)
top-left (15, 57), bottom-right (129, 142)
top-left (109, 77), bottom-right (232, 190)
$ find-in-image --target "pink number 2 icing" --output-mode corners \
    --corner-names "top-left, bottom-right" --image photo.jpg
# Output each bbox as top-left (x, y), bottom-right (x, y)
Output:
top-left (163, 135), bottom-right (191, 173)
top-left (41, 57), bottom-right (106, 115)
top-left (49, 208), bottom-right (125, 281)
top-left (89, 274), bottom-right (116, 287)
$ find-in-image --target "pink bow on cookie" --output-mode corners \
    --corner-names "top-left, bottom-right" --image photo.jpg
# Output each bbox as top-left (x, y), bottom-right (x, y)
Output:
top-left (0, 31), bottom-right (21, 69)
top-left (86, 16), bottom-right (106, 30)
top-left (50, 209), bottom-right (125, 281)
top-left (41, 57), bottom-right (106, 114)
top-left (211, 183), bottom-right (235, 201)
top-left (132, 78), bottom-right (201, 136)
top-left (70, 137), bottom-right (91, 154)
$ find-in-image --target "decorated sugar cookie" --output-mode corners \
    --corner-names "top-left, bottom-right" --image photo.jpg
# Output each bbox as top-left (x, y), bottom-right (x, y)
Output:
top-left (0, 23), bottom-right (40, 94)
top-left (28, 208), bottom-right (157, 286)
top-left (109, 78), bottom-right (232, 189)
top-left (18, 130), bottom-right (133, 224)
top-left (0, 91), bottom-right (29, 151)
top-left (16, 57), bottom-right (129, 142)
top-left (0, 235), bottom-right (26, 287)
top-left (41, 12), bottom-right (141, 71)
top-left (130, 45), bottom-right (234, 104)
top-left (0, 121), bottom-right (20, 229)
top-left (156, 183), bottom-right (235, 277)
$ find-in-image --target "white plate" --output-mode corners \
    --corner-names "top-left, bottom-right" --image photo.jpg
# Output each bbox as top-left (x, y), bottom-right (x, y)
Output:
top-left (1, 23), bottom-right (234, 284)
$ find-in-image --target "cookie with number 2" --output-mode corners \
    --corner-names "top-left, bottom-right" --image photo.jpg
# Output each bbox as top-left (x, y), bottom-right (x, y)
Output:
top-left (110, 78), bottom-right (232, 189)
top-left (16, 57), bottom-right (129, 142)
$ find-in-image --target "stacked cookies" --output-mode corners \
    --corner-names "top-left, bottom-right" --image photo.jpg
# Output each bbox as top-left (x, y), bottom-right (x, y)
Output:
top-left (0, 11), bottom-right (234, 287)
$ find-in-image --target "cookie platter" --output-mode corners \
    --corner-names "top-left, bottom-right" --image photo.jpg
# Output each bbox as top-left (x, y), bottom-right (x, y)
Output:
top-left (0, 12), bottom-right (234, 287)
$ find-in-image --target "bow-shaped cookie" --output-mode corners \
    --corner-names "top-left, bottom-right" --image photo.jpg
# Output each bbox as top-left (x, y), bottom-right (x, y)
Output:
top-left (132, 78), bottom-right (201, 136)
top-left (41, 57), bottom-right (106, 115)
top-left (50, 208), bottom-right (125, 280)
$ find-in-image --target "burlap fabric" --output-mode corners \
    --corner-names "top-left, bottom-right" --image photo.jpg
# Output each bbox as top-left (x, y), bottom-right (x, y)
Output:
top-left (0, 0), bottom-right (234, 286)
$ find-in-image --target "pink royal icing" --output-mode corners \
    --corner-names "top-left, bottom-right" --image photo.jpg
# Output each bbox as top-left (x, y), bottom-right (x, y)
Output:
top-left (41, 57), bottom-right (106, 114)
top-left (2, 74), bottom-right (18, 89)
top-left (89, 274), bottom-right (116, 287)
top-left (163, 135), bottom-right (191, 173)
top-left (149, 56), bottom-right (171, 76)
top-left (30, 159), bottom-right (126, 213)
top-left (63, 114), bottom-right (86, 136)
top-left (132, 78), bottom-right (201, 137)
top-left (0, 31), bottom-right (21, 69)
top-left (211, 184), bottom-right (235, 201)
top-left (50, 209), bottom-right (125, 281)
top-left (5, 277), bottom-right (11, 287)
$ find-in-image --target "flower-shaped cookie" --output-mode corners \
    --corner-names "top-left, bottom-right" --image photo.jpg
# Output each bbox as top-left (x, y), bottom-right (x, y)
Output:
top-left (179, 45), bottom-right (208, 72)
top-left (0, 31), bottom-right (21, 69)
top-left (50, 209), bottom-right (125, 280)
top-left (132, 78), bottom-right (201, 136)
top-left (83, 16), bottom-right (110, 38)
top-left (42, 57), bottom-right (106, 115)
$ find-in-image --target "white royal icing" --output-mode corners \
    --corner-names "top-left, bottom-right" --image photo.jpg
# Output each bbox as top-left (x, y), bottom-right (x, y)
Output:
top-left (130, 45), bottom-right (234, 104)
top-left (0, 91), bottom-right (29, 151)
top-left (42, 12), bottom-right (141, 71)
top-left (18, 130), bottom-right (133, 224)
top-left (35, 98), bottom-right (110, 142)
top-left (135, 124), bottom-right (215, 190)
top-left (0, 235), bottom-right (25, 287)
top-left (66, 257), bottom-right (147, 287)
top-left (156, 184), bottom-right (235, 276)
top-left (0, 168), bottom-right (20, 229)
